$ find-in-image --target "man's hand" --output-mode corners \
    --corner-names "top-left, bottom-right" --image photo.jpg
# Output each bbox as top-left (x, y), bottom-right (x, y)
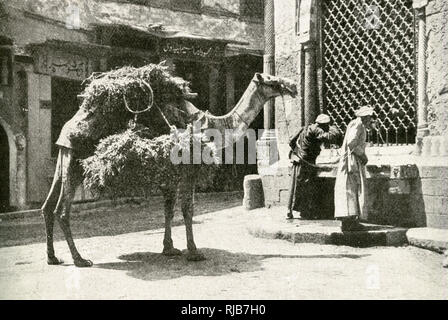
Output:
top-left (360, 154), bottom-right (368, 166)
top-left (329, 125), bottom-right (343, 146)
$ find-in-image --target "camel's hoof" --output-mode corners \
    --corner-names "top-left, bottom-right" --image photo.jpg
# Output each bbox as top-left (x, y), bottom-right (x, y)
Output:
top-left (186, 252), bottom-right (206, 261)
top-left (443, 258), bottom-right (448, 268)
top-left (74, 258), bottom-right (93, 268)
top-left (47, 256), bottom-right (64, 265)
top-left (162, 248), bottom-right (182, 256)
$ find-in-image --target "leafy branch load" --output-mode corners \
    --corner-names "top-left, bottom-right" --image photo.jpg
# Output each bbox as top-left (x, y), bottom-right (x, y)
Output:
top-left (82, 126), bottom-right (218, 198)
top-left (68, 63), bottom-right (217, 197)
top-left (66, 63), bottom-right (193, 156)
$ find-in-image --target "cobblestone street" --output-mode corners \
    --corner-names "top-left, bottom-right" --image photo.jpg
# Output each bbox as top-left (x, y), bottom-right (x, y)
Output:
top-left (0, 193), bottom-right (447, 300)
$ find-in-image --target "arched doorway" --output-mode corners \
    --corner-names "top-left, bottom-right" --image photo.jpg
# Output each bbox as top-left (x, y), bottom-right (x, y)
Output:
top-left (0, 124), bottom-right (9, 212)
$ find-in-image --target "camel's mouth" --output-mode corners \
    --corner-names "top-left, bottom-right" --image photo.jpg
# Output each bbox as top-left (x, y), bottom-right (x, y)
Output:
top-left (280, 81), bottom-right (298, 97)
top-left (254, 73), bottom-right (297, 97)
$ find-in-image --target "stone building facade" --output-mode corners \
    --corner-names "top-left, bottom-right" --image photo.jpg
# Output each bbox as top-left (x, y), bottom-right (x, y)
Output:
top-left (0, 0), bottom-right (265, 211)
top-left (260, 0), bottom-right (448, 229)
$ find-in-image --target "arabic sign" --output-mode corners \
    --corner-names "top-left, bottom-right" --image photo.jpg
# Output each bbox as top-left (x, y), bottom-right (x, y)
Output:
top-left (160, 39), bottom-right (224, 61)
top-left (35, 49), bottom-right (91, 81)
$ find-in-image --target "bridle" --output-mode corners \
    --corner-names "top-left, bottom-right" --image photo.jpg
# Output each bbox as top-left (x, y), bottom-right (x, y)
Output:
top-left (122, 79), bottom-right (175, 130)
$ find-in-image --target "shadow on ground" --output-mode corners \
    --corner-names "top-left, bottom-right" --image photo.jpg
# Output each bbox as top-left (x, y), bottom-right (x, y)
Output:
top-left (93, 248), bottom-right (370, 281)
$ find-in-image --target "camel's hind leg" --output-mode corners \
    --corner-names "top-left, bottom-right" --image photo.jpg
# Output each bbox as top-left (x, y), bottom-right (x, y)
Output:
top-left (54, 148), bottom-right (92, 267)
top-left (41, 149), bottom-right (63, 265)
top-left (161, 185), bottom-right (182, 256)
top-left (179, 169), bottom-right (205, 261)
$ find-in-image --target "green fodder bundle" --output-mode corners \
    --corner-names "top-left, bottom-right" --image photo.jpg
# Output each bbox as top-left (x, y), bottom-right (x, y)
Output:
top-left (81, 126), bottom-right (219, 198)
top-left (70, 62), bottom-right (192, 147)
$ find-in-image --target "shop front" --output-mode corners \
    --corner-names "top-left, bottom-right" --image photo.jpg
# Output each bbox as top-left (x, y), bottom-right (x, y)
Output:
top-left (19, 23), bottom-right (263, 204)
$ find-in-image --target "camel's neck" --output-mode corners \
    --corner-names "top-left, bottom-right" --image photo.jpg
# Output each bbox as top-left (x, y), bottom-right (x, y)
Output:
top-left (195, 79), bottom-right (271, 148)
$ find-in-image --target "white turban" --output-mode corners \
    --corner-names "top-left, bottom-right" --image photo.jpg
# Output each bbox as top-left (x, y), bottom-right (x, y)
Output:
top-left (355, 106), bottom-right (374, 117)
top-left (315, 114), bottom-right (331, 124)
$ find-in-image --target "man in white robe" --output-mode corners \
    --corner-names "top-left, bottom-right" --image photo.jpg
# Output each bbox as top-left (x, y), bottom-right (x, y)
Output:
top-left (334, 106), bottom-right (374, 231)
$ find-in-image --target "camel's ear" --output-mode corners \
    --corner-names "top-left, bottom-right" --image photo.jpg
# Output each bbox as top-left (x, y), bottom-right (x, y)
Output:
top-left (254, 73), bottom-right (264, 83)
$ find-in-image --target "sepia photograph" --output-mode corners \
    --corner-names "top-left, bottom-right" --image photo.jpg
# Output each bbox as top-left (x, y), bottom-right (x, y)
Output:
top-left (0, 0), bottom-right (447, 302)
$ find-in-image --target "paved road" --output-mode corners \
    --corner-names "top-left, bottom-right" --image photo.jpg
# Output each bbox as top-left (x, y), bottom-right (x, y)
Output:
top-left (0, 193), bottom-right (447, 299)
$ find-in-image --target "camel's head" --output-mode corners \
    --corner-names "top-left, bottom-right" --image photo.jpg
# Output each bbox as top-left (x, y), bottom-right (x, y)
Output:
top-left (253, 73), bottom-right (298, 98)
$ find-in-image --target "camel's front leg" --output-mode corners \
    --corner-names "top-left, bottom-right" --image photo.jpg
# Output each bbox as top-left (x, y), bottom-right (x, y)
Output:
top-left (55, 148), bottom-right (93, 267)
top-left (179, 170), bottom-right (205, 261)
top-left (161, 186), bottom-right (182, 256)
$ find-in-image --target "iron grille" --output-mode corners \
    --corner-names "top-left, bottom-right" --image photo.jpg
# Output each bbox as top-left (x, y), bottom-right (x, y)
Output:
top-left (322, 0), bottom-right (416, 145)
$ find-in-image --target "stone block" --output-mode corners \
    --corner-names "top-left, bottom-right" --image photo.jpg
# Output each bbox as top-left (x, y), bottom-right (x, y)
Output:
top-left (426, 214), bottom-right (448, 229)
top-left (418, 166), bottom-right (448, 179)
top-left (279, 189), bottom-right (290, 206)
top-left (275, 172), bottom-right (292, 190)
top-left (260, 175), bottom-right (278, 203)
top-left (420, 179), bottom-right (448, 196)
top-left (423, 195), bottom-right (448, 215)
top-left (246, 208), bottom-right (408, 248)
top-left (243, 175), bottom-right (265, 210)
top-left (407, 227), bottom-right (448, 253)
top-left (330, 229), bottom-right (408, 247)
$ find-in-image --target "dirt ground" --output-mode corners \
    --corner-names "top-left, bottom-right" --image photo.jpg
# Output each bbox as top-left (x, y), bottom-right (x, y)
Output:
top-left (0, 193), bottom-right (447, 300)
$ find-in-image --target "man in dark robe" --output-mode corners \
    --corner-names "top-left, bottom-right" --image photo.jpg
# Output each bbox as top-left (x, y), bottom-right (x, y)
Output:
top-left (287, 114), bottom-right (341, 219)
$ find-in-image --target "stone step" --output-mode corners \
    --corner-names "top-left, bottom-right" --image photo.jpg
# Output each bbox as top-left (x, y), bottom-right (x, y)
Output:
top-left (246, 208), bottom-right (408, 247)
top-left (406, 227), bottom-right (448, 253)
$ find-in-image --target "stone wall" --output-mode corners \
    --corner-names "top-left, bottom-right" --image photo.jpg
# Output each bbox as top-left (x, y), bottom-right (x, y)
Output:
top-left (274, 0), bottom-right (301, 149)
top-left (0, 2), bottom-right (91, 47)
top-left (426, 0), bottom-right (448, 136)
top-left (260, 0), bottom-right (448, 230)
top-left (1, 0), bottom-right (264, 206)
top-left (4, 0), bottom-right (263, 51)
top-left (0, 43), bottom-right (29, 209)
top-left (413, 165), bottom-right (448, 229)
top-left (262, 163), bottom-right (448, 229)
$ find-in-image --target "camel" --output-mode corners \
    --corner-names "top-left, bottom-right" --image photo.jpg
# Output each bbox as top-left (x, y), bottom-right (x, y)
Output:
top-left (41, 72), bottom-right (297, 267)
